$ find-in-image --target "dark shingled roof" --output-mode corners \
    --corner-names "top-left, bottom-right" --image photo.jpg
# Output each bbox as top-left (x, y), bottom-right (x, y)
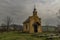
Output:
top-left (23, 17), bottom-right (30, 24)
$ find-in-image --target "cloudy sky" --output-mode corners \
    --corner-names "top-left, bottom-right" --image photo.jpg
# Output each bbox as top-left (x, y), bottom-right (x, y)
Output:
top-left (0, 0), bottom-right (60, 26)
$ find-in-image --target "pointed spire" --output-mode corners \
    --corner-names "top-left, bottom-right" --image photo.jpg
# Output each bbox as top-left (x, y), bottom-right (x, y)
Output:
top-left (34, 4), bottom-right (36, 11)
top-left (33, 4), bottom-right (37, 16)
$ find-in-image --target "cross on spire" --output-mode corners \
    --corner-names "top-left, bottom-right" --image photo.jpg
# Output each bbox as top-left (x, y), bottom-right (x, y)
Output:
top-left (34, 4), bottom-right (36, 11)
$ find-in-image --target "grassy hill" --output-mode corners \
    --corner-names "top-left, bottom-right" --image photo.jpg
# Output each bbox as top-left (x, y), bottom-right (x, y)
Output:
top-left (0, 31), bottom-right (59, 40)
top-left (0, 32), bottom-right (44, 40)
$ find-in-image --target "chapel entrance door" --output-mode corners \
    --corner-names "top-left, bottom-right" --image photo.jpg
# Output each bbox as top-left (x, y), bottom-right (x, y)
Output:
top-left (33, 23), bottom-right (38, 33)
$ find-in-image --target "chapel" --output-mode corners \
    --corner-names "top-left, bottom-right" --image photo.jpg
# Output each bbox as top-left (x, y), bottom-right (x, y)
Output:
top-left (23, 6), bottom-right (42, 33)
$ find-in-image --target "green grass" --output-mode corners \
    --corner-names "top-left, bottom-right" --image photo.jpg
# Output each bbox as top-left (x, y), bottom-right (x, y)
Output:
top-left (0, 31), bottom-right (59, 40)
top-left (0, 31), bottom-right (44, 40)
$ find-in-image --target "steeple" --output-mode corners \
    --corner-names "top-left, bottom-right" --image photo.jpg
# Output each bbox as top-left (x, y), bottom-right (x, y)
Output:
top-left (33, 5), bottom-right (37, 16)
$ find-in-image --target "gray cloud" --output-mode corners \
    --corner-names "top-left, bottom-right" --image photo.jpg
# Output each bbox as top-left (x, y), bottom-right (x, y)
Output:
top-left (0, 0), bottom-right (60, 26)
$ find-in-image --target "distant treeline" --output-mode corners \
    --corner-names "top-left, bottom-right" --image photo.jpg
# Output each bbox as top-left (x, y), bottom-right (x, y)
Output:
top-left (0, 24), bottom-right (60, 33)
top-left (0, 24), bottom-right (23, 32)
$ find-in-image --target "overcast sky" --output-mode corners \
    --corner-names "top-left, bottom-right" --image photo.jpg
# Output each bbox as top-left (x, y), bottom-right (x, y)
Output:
top-left (0, 0), bottom-right (60, 26)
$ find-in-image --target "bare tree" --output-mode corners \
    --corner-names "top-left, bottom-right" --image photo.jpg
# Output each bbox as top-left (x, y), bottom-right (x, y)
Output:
top-left (3, 16), bottom-right (13, 32)
top-left (56, 10), bottom-right (60, 25)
